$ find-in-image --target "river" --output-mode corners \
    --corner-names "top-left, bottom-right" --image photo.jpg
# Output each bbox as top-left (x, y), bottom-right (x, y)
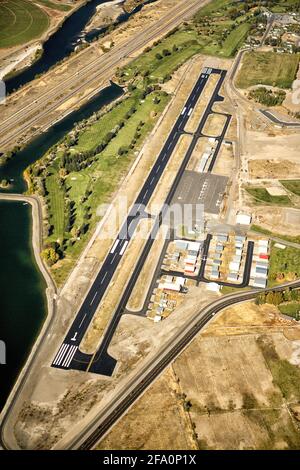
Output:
top-left (0, 83), bottom-right (123, 410)
top-left (5, 0), bottom-right (155, 94)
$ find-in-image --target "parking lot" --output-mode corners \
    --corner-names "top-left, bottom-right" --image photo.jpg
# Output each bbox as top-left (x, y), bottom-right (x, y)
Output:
top-left (172, 171), bottom-right (228, 215)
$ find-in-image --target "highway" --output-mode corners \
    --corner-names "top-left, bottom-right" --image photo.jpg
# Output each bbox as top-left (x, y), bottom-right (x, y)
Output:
top-left (52, 67), bottom-right (221, 372)
top-left (0, 0), bottom-right (209, 150)
top-left (64, 278), bottom-right (300, 450)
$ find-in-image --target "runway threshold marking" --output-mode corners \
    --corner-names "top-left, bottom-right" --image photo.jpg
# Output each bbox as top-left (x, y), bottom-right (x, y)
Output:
top-left (119, 240), bottom-right (129, 256)
top-left (110, 239), bottom-right (120, 254)
top-left (53, 343), bottom-right (69, 365)
top-left (63, 345), bottom-right (78, 368)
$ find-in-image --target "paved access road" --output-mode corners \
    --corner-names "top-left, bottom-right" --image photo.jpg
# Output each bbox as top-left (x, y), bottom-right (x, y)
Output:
top-left (52, 67), bottom-right (220, 372)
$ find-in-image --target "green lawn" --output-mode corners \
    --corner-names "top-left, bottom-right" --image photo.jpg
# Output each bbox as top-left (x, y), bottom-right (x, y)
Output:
top-left (74, 96), bottom-right (138, 152)
top-left (221, 286), bottom-right (251, 295)
top-left (0, 0), bottom-right (49, 48)
top-left (35, 0), bottom-right (71, 11)
top-left (278, 302), bottom-right (300, 319)
top-left (270, 0), bottom-right (300, 12)
top-left (268, 244), bottom-right (300, 285)
top-left (219, 23), bottom-right (250, 57)
top-left (46, 174), bottom-right (65, 241)
top-left (280, 180), bottom-right (300, 196)
top-left (236, 52), bottom-right (300, 89)
top-left (121, 1), bottom-right (255, 81)
top-left (245, 187), bottom-right (291, 206)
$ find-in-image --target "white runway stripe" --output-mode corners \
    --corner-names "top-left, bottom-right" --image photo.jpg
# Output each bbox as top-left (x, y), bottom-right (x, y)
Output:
top-left (53, 343), bottom-right (69, 365)
top-left (62, 345), bottom-right (77, 367)
top-left (65, 346), bottom-right (78, 368)
top-left (53, 343), bottom-right (65, 364)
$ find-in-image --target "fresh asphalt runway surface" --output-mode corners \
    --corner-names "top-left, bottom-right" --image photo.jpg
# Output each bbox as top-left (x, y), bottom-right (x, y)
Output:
top-left (52, 67), bottom-right (229, 374)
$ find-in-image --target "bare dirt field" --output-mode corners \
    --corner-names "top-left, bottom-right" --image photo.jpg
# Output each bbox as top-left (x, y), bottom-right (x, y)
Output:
top-left (248, 159), bottom-right (300, 180)
top-left (251, 206), bottom-right (300, 237)
top-left (212, 143), bottom-right (234, 177)
top-left (97, 301), bottom-right (300, 450)
top-left (245, 130), bottom-right (300, 180)
top-left (202, 113), bottom-right (227, 137)
top-left (96, 368), bottom-right (195, 450)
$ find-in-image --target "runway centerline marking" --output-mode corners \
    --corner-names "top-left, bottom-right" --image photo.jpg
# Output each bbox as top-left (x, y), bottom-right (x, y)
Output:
top-left (90, 291), bottom-right (98, 306)
top-left (100, 272), bottom-right (108, 284)
top-left (78, 314), bottom-right (87, 329)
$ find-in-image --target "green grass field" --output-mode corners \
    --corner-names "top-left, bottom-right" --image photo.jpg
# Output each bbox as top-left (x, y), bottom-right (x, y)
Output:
top-left (236, 52), bottom-right (300, 89)
top-left (46, 174), bottom-right (65, 241)
top-left (257, 336), bottom-right (300, 402)
top-left (269, 244), bottom-right (300, 285)
top-left (270, 0), bottom-right (300, 12)
top-left (0, 0), bottom-right (50, 48)
top-left (278, 302), bottom-right (300, 318)
top-left (218, 23), bottom-right (251, 57)
top-left (245, 187), bottom-right (292, 206)
top-left (35, 0), bottom-right (71, 12)
top-left (194, 0), bottom-right (232, 18)
top-left (74, 96), bottom-right (138, 152)
top-left (280, 180), bottom-right (300, 196)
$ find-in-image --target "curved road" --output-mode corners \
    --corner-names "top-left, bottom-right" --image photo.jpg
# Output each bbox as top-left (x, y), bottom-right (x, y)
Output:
top-left (65, 279), bottom-right (300, 450)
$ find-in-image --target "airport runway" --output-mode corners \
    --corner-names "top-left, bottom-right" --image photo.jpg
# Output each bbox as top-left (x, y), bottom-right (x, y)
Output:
top-left (52, 67), bottom-right (221, 372)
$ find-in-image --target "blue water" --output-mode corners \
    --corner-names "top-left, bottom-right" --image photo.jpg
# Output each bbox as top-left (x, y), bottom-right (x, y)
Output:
top-left (5, 0), bottom-right (156, 94)
top-left (5, 0), bottom-right (117, 94)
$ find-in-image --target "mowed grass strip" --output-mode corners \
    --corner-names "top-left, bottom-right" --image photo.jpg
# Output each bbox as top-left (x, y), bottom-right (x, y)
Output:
top-left (278, 302), bottom-right (300, 318)
top-left (77, 92), bottom-right (170, 213)
top-left (269, 244), bottom-right (300, 285)
top-left (280, 180), bottom-right (300, 196)
top-left (74, 96), bottom-right (138, 152)
top-left (220, 23), bottom-right (251, 57)
top-left (46, 174), bottom-right (65, 241)
top-left (246, 187), bottom-right (291, 206)
top-left (0, 0), bottom-right (49, 48)
top-left (35, 0), bottom-right (71, 12)
top-left (236, 51), bottom-right (300, 89)
top-left (123, 30), bottom-right (201, 81)
top-left (195, 0), bottom-right (232, 17)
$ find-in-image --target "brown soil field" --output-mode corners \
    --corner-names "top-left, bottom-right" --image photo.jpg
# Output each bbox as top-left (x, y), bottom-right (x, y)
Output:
top-left (96, 301), bottom-right (300, 450)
